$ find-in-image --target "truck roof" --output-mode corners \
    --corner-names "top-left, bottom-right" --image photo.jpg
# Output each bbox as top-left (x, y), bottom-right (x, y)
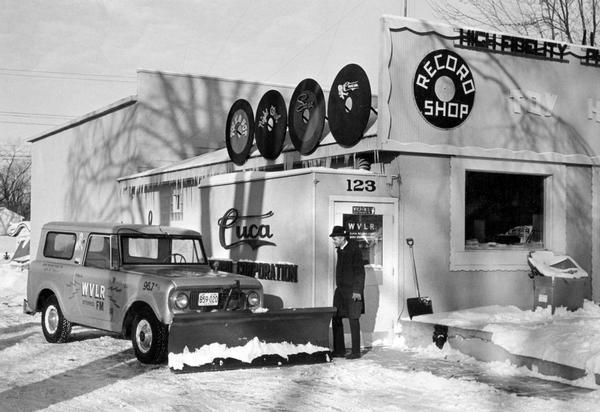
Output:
top-left (42, 222), bottom-right (202, 237)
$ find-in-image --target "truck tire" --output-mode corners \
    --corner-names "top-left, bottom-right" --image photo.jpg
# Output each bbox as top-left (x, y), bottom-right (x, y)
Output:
top-left (41, 294), bottom-right (72, 343)
top-left (131, 308), bottom-right (168, 364)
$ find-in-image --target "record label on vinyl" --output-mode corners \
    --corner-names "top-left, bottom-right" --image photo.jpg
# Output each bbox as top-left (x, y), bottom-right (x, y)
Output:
top-left (289, 78), bottom-right (326, 155)
top-left (413, 49), bottom-right (475, 129)
top-left (255, 90), bottom-right (287, 160)
top-left (225, 99), bottom-right (254, 165)
top-left (327, 63), bottom-right (372, 147)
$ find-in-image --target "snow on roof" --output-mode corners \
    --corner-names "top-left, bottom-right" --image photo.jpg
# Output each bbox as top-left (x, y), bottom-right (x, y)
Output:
top-left (198, 166), bottom-right (381, 188)
top-left (8, 221), bottom-right (30, 237)
top-left (0, 207), bottom-right (23, 219)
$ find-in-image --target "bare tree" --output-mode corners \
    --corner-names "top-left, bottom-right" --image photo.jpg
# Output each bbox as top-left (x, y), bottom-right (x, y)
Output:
top-left (429, 0), bottom-right (600, 45)
top-left (0, 145), bottom-right (31, 219)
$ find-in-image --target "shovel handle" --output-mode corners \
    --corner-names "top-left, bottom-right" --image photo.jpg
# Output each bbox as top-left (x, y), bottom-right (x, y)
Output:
top-left (406, 237), bottom-right (421, 297)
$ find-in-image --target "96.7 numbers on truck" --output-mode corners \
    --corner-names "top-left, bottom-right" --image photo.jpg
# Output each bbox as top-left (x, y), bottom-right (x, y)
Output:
top-left (143, 281), bottom-right (159, 291)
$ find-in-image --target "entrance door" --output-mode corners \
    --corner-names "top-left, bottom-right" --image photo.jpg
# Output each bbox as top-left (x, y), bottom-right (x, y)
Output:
top-left (330, 197), bottom-right (399, 345)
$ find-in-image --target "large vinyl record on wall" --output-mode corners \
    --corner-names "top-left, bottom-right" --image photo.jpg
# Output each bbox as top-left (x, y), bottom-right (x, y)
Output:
top-left (327, 63), bottom-right (372, 147)
top-left (254, 90), bottom-right (287, 160)
top-left (288, 78), bottom-right (326, 155)
top-left (225, 99), bottom-right (255, 166)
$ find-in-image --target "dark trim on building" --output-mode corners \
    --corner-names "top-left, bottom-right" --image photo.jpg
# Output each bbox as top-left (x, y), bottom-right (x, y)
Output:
top-left (28, 96), bottom-right (137, 143)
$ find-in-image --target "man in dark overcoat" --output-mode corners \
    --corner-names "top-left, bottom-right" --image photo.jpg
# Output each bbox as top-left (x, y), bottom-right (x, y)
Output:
top-left (330, 225), bottom-right (365, 359)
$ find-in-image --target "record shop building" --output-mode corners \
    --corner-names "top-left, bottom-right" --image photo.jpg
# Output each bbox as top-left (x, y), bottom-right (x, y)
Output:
top-left (30, 16), bottom-right (600, 342)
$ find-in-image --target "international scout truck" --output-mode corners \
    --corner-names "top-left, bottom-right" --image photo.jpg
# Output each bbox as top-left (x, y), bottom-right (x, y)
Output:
top-left (24, 222), bottom-right (334, 370)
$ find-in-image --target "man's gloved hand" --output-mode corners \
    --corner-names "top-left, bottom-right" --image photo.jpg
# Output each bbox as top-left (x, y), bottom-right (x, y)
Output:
top-left (352, 293), bottom-right (362, 301)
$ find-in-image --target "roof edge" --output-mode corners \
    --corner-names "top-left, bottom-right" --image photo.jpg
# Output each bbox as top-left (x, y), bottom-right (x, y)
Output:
top-left (28, 95), bottom-right (138, 143)
top-left (136, 69), bottom-right (380, 97)
top-left (380, 14), bottom-right (582, 50)
top-left (137, 68), bottom-right (300, 92)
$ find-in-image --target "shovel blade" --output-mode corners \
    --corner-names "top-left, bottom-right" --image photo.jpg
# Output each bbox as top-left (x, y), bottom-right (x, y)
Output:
top-left (407, 297), bottom-right (433, 319)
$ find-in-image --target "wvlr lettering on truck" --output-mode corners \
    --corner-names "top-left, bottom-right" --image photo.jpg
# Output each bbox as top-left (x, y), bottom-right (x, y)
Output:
top-left (413, 49), bottom-right (476, 129)
top-left (81, 280), bottom-right (105, 311)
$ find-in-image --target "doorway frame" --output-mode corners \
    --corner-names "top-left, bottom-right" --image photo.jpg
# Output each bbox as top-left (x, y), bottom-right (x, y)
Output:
top-left (328, 195), bottom-right (400, 334)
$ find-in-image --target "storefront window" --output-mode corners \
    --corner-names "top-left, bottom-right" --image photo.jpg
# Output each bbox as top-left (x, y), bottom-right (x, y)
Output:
top-left (465, 172), bottom-right (544, 250)
top-left (450, 158), bottom-right (566, 271)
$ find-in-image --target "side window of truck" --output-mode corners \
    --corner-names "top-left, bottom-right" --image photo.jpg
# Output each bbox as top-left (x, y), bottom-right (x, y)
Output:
top-left (43, 232), bottom-right (77, 260)
top-left (84, 235), bottom-right (110, 269)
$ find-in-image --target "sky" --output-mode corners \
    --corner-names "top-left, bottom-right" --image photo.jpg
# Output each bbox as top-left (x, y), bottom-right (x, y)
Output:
top-left (0, 0), bottom-right (441, 147)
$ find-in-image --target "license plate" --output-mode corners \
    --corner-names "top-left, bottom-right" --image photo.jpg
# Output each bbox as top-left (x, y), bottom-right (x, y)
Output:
top-left (197, 292), bottom-right (219, 306)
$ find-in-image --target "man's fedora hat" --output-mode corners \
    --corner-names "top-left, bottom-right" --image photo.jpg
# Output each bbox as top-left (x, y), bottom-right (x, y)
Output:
top-left (329, 225), bottom-right (347, 237)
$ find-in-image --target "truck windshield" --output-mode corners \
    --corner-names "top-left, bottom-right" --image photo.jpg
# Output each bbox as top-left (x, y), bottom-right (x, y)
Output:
top-left (120, 236), bottom-right (208, 265)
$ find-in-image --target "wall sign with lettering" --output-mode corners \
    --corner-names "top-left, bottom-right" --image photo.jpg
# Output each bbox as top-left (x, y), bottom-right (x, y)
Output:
top-left (413, 49), bottom-right (476, 129)
top-left (352, 206), bottom-right (375, 215)
top-left (237, 260), bottom-right (298, 283)
top-left (218, 208), bottom-right (276, 250)
top-left (456, 29), bottom-right (569, 62)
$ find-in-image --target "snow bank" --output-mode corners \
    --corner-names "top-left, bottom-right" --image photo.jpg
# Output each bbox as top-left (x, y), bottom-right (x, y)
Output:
top-left (168, 337), bottom-right (330, 370)
top-left (483, 302), bottom-right (600, 377)
top-left (413, 301), bottom-right (600, 380)
top-left (0, 262), bottom-right (27, 307)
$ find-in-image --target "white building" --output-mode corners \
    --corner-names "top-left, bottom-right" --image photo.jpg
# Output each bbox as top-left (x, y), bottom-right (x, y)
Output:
top-left (29, 17), bottom-right (600, 341)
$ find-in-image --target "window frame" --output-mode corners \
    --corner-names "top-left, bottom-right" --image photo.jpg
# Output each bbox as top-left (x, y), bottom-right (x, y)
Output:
top-left (170, 188), bottom-right (184, 221)
top-left (450, 158), bottom-right (566, 271)
top-left (43, 231), bottom-right (77, 261)
top-left (83, 234), bottom-right (111, 269)
top-left (120, 235), bottom-right (208, 265)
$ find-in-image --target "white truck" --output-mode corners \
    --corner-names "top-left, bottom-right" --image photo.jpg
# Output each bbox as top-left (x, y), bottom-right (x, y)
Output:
top-left (24, 222), bottom-right (333, 370)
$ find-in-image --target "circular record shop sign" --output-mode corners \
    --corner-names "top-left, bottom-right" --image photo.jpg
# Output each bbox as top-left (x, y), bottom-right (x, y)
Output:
top-left (413, 49), bottom-right (476, 129)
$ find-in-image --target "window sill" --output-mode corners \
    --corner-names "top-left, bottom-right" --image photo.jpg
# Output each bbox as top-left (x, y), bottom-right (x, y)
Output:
top-left (450, 249), bottom-right (532, 272)
top-left (465, 242), bottom-right (543, 251)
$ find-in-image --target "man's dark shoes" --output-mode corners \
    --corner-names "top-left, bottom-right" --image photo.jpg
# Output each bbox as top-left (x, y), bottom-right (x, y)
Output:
top-left (346, 352), bottom-right (361, 359)
top-left (331, 351), bottom-right (346, 358)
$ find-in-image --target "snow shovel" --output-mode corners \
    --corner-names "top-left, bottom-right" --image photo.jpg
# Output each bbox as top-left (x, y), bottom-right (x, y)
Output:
top-left (168, 306), bottom-right (336, 372)
top-left (406, 238), bottom-right (433, 319)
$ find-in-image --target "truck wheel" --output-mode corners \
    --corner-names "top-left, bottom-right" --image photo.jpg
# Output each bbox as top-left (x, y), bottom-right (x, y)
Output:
top-left (131, 308), bottom-right (168, 364)
top-left (41, 295), bottom-right (72, 343)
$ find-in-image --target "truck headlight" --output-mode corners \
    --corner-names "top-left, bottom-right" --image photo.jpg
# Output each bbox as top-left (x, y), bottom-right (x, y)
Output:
top-left (174, 292), bottom-right (189, 309)
top-left (247, 291), bottom-right (260, 307)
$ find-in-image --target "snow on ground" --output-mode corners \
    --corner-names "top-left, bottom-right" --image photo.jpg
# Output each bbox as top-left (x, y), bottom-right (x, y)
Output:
top-left (412, 303), bottom-right (600, 379)
top-left (2, 263), bottom-right (600, 411)
top-left (0, 236), bottom-right (15, 259)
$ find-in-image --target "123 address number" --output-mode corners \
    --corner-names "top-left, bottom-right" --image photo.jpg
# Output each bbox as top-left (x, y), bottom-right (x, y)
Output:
top-left (346, 179), bottom-right (376, 192)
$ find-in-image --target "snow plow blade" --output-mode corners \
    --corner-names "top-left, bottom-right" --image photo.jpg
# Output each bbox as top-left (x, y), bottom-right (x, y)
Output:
top-left (168, 307), bottom-right (336, 372)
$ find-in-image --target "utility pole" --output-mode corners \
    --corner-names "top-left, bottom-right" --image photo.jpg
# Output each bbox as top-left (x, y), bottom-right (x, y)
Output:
top-left (404, 0), bottom-right (407, 17)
